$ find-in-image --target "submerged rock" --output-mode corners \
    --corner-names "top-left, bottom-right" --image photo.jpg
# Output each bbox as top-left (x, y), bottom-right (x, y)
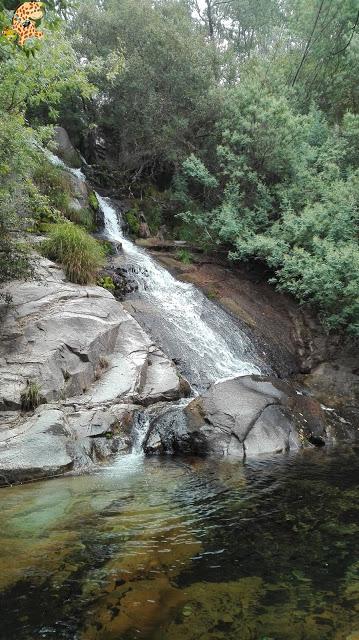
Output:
top-left (144, 375), bottom-right (357, 459)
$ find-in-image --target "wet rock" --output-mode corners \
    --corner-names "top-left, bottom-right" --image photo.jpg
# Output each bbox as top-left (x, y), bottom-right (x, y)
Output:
top-left (302, 360), bottom-right (359, 406)
top-left (99, 265), bottom-right (137, 301)
top-left (144, 402), bottom-right (208, 456)
top-left (145, 375), bottom-right (355, 459)
top-left (0, 407), bottom-right (78, 485)
top-left (0, 403), bottom-right (137, 486)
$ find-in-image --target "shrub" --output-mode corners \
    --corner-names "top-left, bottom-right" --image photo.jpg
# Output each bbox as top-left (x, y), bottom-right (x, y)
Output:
top-left (125, 210), bottom-right (140, 235)
top-left (175, 248), bottom-right (192, 264)
top-left (97, 275), bottom-right (115, 292)
top-left (21, 380), bottom-right (41, 411)
top-left (41, 223), bottom-right (105, 284)
top-left (33, 161), bottom-right (73, 213)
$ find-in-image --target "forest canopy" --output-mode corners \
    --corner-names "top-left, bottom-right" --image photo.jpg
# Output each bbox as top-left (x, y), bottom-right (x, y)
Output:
top-left (0, 0), bottom-right (358, 334)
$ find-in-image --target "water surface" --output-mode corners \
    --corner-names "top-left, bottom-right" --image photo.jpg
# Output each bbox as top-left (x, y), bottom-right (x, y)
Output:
top-left (0, 448), bottom-right (358, 640)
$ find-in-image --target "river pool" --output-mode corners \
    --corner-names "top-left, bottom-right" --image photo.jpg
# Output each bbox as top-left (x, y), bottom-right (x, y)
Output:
top-left (0, 447), bottom-right (358, 640)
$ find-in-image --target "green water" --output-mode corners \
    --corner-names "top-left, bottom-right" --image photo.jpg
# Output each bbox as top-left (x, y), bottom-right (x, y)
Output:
top-left (0, 447), bottom-right (358, 640)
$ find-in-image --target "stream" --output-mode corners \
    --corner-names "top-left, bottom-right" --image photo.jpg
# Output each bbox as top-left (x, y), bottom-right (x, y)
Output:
top-left (97, 193), bottom-right (269, 389)
top-left (1, 156), bottom-right (357, 640)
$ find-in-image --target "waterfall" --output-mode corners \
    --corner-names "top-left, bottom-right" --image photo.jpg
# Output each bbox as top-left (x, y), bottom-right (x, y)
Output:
top-left (97, 194), bottom-right (269, 388)
top-left (45, 148), bottom-right (270, 386)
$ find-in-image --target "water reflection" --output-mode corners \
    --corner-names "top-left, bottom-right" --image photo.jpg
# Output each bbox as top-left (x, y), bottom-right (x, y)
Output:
top-left (0, 448), bottom-right (358, 639)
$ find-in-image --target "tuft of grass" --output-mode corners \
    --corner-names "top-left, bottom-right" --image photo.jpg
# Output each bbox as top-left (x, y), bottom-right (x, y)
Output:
top-left (65, 206), bottom-right (94, 230)
top-left (21, 380), bottom-right (41, 411)
top-left (206, 289), bottom-right (218, 300)
top-left (95, 356), bottom-right (109, 381)
top-left (88, 191), bottom-right (99, 211)
top-left (41, 223), bottom-right (105, 284)
top-left (99, 356), bottom-right (109, 370)
top-left (175, 248), bottom-right (192, 264)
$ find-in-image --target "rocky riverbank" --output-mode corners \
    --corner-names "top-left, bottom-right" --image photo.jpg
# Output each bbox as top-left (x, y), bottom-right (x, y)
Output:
top-left (0, 128), bottom-right (358, 487)
top-left (144, 376), bottom-right (356, 458)
top-left (0, 258), bottom-right (189, 485)
top-left (136, 239), bottom-right (359, 421)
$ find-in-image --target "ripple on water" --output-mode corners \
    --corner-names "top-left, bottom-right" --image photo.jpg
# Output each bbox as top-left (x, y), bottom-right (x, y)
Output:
top-left (0, 449), bottom-right (358, 639)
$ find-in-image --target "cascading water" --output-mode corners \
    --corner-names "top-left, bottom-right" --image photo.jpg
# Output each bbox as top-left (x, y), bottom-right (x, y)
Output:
top-left (46, 151), bottom-right (270, 452)
top-left (45, 148), bottom-right (268, 387)
top-left (97, 194), bottom-right (270, 388)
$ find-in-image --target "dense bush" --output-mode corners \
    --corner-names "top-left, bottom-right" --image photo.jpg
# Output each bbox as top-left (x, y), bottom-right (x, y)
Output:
top-left (41, 223), bottom-right (105, 284)
top-left (174, 83), bottom-right (359, 335)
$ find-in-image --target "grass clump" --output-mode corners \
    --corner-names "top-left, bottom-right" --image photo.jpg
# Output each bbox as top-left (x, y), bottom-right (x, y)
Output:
top-left (42, 223), bottom-right (105, 284)
top-left (65, 206), bottom-right (94, 230)
top-left (88, 191), bottom-right (99, 211)
top-left (175, 248), bottom-right (192, 264)
top-left (21, 380), bottom-right (41, 412)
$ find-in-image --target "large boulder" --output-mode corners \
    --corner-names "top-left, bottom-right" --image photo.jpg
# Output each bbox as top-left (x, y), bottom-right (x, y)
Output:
top-left (0, 407), bottom-right (79, 485)
top-left (144, 376), bottom-right (357, 459)
top-left (0, 258), bottom-right (187, 483)
top-left (0, 258), bottom-right (185, 410)
top-left (52, 126), bottom-right (82, 168)
top-left (0, 403), bottom-right (134, 486)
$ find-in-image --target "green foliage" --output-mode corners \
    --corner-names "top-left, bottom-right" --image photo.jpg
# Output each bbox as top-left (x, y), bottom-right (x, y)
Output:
top-left (182, 155), bottom-right (218, 189)
top-left (125, 210), bottom-right (140, 236)
top-left (0, 115), bottom-right (36, 282)
top-left (0, 13), bottom-right (93, 287)
top-left (33, 161), bottom-right (72, 211)
top-left (175, 248), bottom-right (192, 264)
top-left (88, 191), bottom-right (99, 211)
top-left (1, 0), bottom-right (359, 335)
top-left (65, 206), bottom-right (94, 230)
top-left (20, 380), bottom-right (41, 412)
top-left (97, 275), bottom-right (115, 293)
top-left (174, 78), bottom-right (359, 334)
top-left (33, 161), bottom-right (94, 229)
top-left (41, 223), bottom-right (105, 284)
top-left (70, 0), bottom-right (217, 176)
top-left (98, 239), bottom-right (117, 256)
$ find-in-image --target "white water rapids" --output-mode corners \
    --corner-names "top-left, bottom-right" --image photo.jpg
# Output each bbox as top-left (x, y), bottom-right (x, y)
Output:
top-left (97, 194), bottom-right (268, 387)
top-left (46, 149), bottom-right (269, 387)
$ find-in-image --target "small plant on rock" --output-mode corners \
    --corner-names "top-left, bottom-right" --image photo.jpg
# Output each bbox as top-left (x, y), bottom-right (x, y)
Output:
top-left (97, 276), bottom-right (115, 293)
top-left (94, 356), bottom-right (109, 380)
top-left (21, 380), bottom-right (41, 411)
top-left (99, 356), bottom-right (109, 370)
